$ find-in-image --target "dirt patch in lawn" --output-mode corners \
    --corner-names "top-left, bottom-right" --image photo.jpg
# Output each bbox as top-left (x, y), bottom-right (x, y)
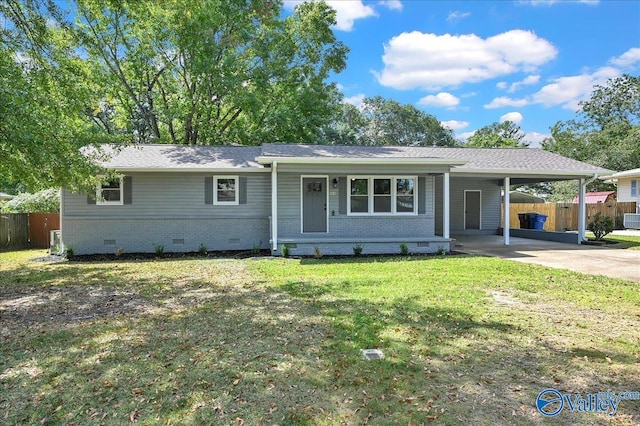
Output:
top-left (1, 285), bottom-right (152, 332)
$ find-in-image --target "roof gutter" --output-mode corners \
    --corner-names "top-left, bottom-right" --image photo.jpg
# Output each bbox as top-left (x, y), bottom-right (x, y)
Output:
top-left (256, 156), bottom-right (467, 166)
top-left (105, 167), bottom-right (269, 173)
top-left (451, 168), bottom-right (612, 177)
top-left (585, 173), bottom-right (599, 186)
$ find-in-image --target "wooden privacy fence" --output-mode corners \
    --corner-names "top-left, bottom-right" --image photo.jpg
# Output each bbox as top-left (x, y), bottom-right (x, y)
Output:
top-left (0, 214), bottom-right (29, 250)
top-left (503, 202), bottom-right (638, 231)
top-left (0, 213), bottom-right (60, 250)
top-left (29, 213), bottom-right (60, 248)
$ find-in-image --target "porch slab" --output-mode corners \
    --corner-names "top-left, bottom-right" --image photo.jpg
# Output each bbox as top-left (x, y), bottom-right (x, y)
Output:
top-left (501, 228), bottom-right (580, 244)
top-left (453, 235), bottom-right (640, 282)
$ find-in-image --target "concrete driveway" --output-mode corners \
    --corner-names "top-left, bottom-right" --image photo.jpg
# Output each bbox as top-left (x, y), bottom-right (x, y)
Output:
top-left (453, 233), bottom-right (640, 282)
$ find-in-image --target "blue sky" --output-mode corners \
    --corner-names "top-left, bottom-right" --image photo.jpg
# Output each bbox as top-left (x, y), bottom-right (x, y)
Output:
top-left (286, 0), bottom-right (640, 146)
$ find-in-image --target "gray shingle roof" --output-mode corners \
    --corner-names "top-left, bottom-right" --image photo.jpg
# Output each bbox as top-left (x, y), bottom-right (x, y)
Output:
top-left (96, 144), bottom-right (263, 169)
top-left (92, 143), bottom-right (612, 176)
top-left (261, 144), bottom-right (611, 174)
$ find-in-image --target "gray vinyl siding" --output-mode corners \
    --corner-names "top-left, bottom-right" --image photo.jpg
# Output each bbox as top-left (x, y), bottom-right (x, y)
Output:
top-left (448, 177), bottom-right (502, 234)
top-left (62, 172), bottom-right (271, 254)
top-left (64, 172), bottom-right (270, 218)
top-left (276, 171), bottom-right (436, 240)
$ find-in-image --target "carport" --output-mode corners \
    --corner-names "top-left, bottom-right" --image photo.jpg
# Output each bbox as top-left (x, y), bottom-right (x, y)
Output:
top-left (431, 148), bottom-right (613, 246)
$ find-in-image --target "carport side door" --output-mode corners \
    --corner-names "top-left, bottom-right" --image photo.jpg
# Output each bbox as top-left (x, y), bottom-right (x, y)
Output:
top-left (464, 190), bottom-right (481, 230)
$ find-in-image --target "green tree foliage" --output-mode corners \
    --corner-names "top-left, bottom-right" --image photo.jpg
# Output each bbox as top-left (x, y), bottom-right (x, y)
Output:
top-left (0, 0), bottom-right (109, 191)
top-left (1, 189), bottom-right (60, 213)
top-left (320, 96), bottom-right (456, 146)
top-left (75, 0), bottom-right (348, 145)
top-left (1, 0), bottom-right (348, 192)
top-left (465, 121), bottom-right (528, 148)
top-left (543, 75), bottom-right (640, 173)
top-left (542, 75), bottom-right (640, 197)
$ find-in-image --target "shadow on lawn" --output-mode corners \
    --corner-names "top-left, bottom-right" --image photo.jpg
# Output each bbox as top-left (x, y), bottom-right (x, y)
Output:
top-left (2, 261), bottom-right (639, 425)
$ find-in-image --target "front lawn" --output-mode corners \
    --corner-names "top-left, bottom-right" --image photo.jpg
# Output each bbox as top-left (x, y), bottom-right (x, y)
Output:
top-left (585, 231), bottom-right (640, 249)
top-left (605, 234), bottom-right (640, 250)
top-left (1, 250), bottom-right (638, 425)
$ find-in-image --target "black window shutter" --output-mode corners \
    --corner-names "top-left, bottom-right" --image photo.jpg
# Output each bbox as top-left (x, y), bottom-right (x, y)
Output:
top-left (338, 177), bottom-right (347, 215)
top-left (239, 177), bottom-right (248, 204)
top-left (418, 177), bottom-right (426, 214)
top-left (204, 177), bottom-right (213, 204)
top-left (123, 176), bottom-right (133, 205)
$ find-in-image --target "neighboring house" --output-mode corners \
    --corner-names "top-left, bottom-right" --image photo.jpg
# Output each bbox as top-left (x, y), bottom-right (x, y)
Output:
top-left (602, 168), bottom-right (640, 204)
top-left (61, 144), bottom-right (611, 255)
top-left (505, 191), bottom-right (545, 204)
top-left (571, 191), bottom-right (616, 204)
top-left (601, 168), bottom-right (640, 229)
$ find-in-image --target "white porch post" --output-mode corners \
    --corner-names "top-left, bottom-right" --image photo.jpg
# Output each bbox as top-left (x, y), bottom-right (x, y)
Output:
top-left (577, 177), bottom-right (586, 244)
top-left (443, 172), bottom-right (450, 239)
top-left (271, 161), bottom-right (278, 252)
top-left (503, 177), bottom-right (510, 245)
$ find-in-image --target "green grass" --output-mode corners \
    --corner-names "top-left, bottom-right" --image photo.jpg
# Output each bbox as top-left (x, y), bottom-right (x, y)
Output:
top-left (1, 250), bottom-right (639, 425)
top-left (585, 231), bottom-right (640, 249)
top-left (605, 234), bottom-right (640, 249)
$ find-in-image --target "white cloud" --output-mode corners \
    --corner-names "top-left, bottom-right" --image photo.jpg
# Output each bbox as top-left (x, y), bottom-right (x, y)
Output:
top-left (517, 0), bottom-right (599, 6)
top-left (379, 0), bottom-right (403, 11)
top-left (484, 96), bottom-right (529, 109)
top-left (284, 1), bottom-right (377, 31)
top-left (326, 1), bottom-right (377, 31)
top-left (440, 120), bottom-right (469, 131)
top-left (531, 66), bottom-right (620, 110)
top-left (343, 93), bottom-right (365, 108)
top-left (375, 30), bottom-right (557, 90)
top-left (496, 81), bottom-right (508, 90)
top-left (489, 66), bottom-right (623, 111)
top-left (417, 92), bottom-right (460, 107)
top-left (609, 47), bottom-right (640, 68)
top-left (507, 74), bottom-right (540, 92)
top-left (523, 132), bottom-right (550, 148)
top-left (500, 111), bottom-right (524, 124)
top-left (447, 10), bottom-right (471, 22)
top-left (457, 130), bottom-right (476, 141)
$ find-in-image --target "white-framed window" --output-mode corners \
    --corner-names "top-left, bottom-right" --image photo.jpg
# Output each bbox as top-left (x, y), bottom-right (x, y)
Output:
top-left (632, 179), bottom-right (638, 198)
top-left (347, 176), bottom-right (417, 215)
top-left (96, 177), bottom-right (123, 205)
top-left (214, 176), bottom-right (239, 205)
